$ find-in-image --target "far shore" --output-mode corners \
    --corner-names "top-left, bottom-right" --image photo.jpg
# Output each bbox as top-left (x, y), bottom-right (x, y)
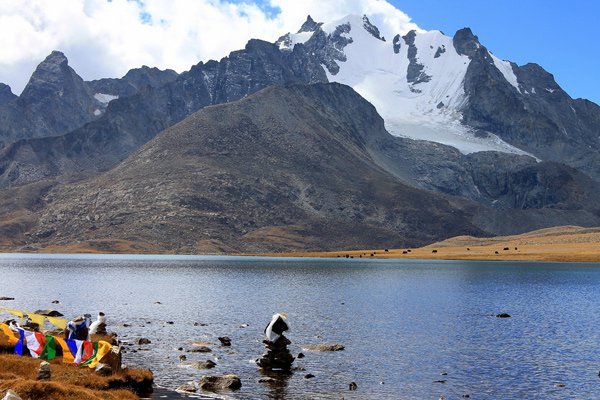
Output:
top-left (258, 226), bottom-right (600, 263)
top-left (1, 226), bottom-right (599, 263)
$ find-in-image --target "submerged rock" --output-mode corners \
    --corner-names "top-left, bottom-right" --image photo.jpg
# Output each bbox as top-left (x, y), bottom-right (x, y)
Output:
top-left (188, 345), bottom-right (212, 353)
top-left (189, 360), bottom-right (216, 369)
top-left (218, 336), bottom-right (231, 346)
top-left (137, 338), bottom-right (151, 345)
top-left (303, 343), bottom-right (345, 352)
top-left (199, 374), bottom-right (242, 391)
top-left (176, 382), bottom-right (198, 393)
top-left (33, 309), bottom-right (63, 317)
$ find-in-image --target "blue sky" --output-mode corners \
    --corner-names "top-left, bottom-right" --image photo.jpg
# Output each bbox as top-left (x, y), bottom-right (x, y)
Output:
top-left (389, 0), bottom-right (600, 103)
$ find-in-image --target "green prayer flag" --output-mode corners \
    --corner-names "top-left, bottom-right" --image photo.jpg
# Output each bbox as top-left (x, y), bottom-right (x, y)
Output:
top-left (41, 335), bottom-right (57, 360)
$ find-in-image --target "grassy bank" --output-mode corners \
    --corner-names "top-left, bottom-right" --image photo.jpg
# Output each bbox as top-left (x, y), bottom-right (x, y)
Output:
top-left (0, 354), bottom-right (153, 400)
top-left (263, 226), bottom-right (600, 262)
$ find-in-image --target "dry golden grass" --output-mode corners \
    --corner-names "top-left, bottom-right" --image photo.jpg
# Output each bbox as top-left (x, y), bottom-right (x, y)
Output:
top-left (0, 354), bottom-right (152, 400)
top-left (264, 226), bottom-right (600, 262)
top-left (0, 379), bottom-right (137, 400)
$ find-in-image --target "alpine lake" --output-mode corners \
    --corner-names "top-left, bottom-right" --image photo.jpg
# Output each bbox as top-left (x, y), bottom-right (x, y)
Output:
top-left (1, 254), bottom-right (599, 399)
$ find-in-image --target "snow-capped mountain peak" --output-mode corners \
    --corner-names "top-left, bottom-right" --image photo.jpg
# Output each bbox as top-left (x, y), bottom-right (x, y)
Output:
top-left (276, 15), bottom-right (532, 156)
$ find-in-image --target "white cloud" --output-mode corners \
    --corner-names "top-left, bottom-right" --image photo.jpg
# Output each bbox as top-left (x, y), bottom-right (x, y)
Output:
top-left (0, 0), bottom-right (420, 95)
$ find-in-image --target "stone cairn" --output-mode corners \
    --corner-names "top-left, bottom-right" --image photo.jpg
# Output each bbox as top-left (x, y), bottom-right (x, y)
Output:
top-left (256, 313), bottom-right (294, 372)
top-left (256, 336), bottom-right (294, 372)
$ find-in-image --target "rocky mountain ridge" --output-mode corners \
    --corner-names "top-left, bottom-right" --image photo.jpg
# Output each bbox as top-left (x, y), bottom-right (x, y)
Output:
top-left (0, 40), bottom-right (326, 188)
top-left (0, 11), bottom-right (598, 252)
top-left (27, 84), bottom-right (486, 252)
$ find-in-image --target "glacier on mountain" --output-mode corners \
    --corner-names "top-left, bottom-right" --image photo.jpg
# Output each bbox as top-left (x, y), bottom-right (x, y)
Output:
top-left (278, 14), bottom-right (532, 156)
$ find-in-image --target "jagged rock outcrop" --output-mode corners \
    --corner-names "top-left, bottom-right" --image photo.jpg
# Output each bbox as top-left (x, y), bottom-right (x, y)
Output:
top-left (0, 51), bottom-right (101, 148)
top-left (88, 66), bottom-right (178, 97)
top-left (0, 83), bottom-right (17, 105)
top-left (403, 30), bottom-right (431, 85)
top-left (278, 15), bottom-right (353, 75)
top-left (456, 29), bottom-right (600, 180)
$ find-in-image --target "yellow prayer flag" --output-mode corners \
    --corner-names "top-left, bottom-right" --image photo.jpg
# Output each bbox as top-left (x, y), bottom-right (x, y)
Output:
top-left (28, 313), bottom-right (47, 330)
top-left (87, 340), bottom-right (113, 369)
top-left (4, 309), bottom-right (24, 319)
top-left (54, 337), bottom-right (75, 364)
top-left (47, 316), bottom-right (67, 330)
top-left (0, 323), bottom-right (19, 347)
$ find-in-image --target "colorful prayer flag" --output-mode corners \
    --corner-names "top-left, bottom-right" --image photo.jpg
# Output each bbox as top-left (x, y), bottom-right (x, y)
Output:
top-left (14, 329), bottom-right (25, 355)
top-left (27, 313), bottom-right (47, 330)
top-left (85, 340), bottom-right (112, 369)
top-left (55, 337), bottom-right (75, 363)
top-left (24, 330), bottom-right (46, 358)
top-left (0, 323), bottom-right (19, 347)
top-left (41, 335), bottom-right (57, 360)
top-left (68, 339), bottom-right (96, 365)
top-left (47, 316), bottom-right (67, 330)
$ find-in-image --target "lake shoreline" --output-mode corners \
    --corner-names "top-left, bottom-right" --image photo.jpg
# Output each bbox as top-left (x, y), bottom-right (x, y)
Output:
top-left (2, 226), bottom-right (599, 263)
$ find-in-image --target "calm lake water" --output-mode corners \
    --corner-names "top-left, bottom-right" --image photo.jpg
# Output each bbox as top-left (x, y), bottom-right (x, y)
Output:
top-left (0, 254), bottom-right (599, 399)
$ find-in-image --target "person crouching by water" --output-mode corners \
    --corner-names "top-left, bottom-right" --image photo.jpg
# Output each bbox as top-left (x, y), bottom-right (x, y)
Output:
top-left (65, 314), bottom-right (92, 340)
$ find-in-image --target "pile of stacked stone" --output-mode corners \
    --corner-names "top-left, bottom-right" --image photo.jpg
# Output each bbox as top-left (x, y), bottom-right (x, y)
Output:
top-left (256, 335), bottom-right (294, 371)
top-left (256, 313), bottom-right (294, 372)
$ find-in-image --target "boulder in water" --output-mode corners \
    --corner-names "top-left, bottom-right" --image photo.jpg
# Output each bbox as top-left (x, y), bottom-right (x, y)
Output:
top-left (33, 309), bottom-right (63, 317)
top-left (303, 343), bottom-right (345, 352)
top-left (188, 345), bottom-right (212, 353)
top-left (176, 382), bottom-right (198, 393)
top-left (199, 374), bottom-right (242, 391)
top-left (218, 336), bottom-right (231, 346)
top-left (189, 360), bottom-right (216, 369)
